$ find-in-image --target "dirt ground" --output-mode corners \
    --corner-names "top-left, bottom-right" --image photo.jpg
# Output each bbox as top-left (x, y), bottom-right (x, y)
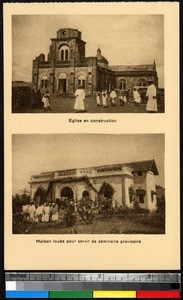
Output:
top-left (16, 95), bottom-right (165, 114)
top-left (15, 215), bottom-right (165, 235)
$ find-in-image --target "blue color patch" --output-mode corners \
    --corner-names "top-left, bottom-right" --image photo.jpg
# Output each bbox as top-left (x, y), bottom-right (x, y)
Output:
top-left (6, 291), bottom-right (49, 298)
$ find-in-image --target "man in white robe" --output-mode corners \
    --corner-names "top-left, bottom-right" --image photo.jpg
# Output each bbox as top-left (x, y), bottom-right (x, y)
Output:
top-left (110, 89), bottom-right (117, 106)
top-left (146, 81), bottom-right (157, 112)
top-left (74, 86), bottom-right (85, 112)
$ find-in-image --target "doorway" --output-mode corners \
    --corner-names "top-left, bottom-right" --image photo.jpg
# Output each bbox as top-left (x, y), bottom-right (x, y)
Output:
top-left (58, 79), bottom-right (67, 93)
top-left (61, 187), bottom-right (74, 200)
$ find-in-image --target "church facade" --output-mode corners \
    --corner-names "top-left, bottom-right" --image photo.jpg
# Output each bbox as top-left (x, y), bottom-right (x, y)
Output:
top-left (29, 159), bottom-right (159, 211)
top-left (32, 28), bottom-right (158, 96)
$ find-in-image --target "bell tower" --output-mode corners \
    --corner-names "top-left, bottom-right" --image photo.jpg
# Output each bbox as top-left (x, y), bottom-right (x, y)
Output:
top-left (48, 28), bottom-right (86, 63)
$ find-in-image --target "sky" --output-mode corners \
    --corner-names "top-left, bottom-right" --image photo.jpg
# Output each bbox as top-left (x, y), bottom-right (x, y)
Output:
top-left (12, 15), bottom-right (164, 87)
top-left (12, 134), bottom-right (165, 194)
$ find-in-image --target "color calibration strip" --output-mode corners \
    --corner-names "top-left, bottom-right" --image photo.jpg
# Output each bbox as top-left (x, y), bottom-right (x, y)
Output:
top-left (6, 290), bottom-right (181, 298)
top-left (6, 282), bottom-right (181, 298)
top-left (5, 273), bottom-right (181, 298)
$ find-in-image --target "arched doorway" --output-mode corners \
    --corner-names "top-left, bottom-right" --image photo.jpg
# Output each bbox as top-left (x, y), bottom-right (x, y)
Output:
top-left (58, 73), bottom-right (67, 93)
top-left (34, 187), bottom-right (47, 205)
top-left (61, 187), bottom-right (74, 200)
top-left (82, 190), bottom-right (90, 199)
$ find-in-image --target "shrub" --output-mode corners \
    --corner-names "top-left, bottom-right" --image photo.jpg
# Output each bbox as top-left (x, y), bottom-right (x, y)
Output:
top-left (156, 196), bottom-right (165, 214)
top-left (78, 197), bottom-right (95, 224)
top-left (116, 205), bottom-right (131, 217)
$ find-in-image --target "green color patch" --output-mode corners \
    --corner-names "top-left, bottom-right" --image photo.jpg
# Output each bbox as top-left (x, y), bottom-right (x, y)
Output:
top-left (50, 291), bottom-right (93, 298)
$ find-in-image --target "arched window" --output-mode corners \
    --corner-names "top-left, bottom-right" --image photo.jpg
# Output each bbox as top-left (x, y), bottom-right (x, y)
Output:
top-left (59, 44), bottom-right (70, 61)
top-left (41, 75), bottom-right (48, 89)
top-left (88, 72), bottom-right (92, 85)
top-left (70, 72), bottom-right (74, 85)
top-left (61, 50), bottom-right (64, 61)
top-left (65, 49), bottom-right (69, 61)
top-left (50, 73), bottom-right (54, 84)
top-left (139, 78), bottom-right (147, 87)
top-left (119, 79), bottom-right (126, 90)
top-left (78, 75), bottom-right (86, 89)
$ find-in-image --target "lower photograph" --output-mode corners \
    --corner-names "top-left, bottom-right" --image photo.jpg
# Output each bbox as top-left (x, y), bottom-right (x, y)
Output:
top-left (12, 134), bottom-right (165, 235)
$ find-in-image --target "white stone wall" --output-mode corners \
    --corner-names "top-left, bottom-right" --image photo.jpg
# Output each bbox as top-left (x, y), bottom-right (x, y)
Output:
top-left (124, 177), bottom-right (134, 207)
top-left (133, 172), bottom-right (148, 209)
top-left (90, 175), bottom-right (125, 207)
top-left (146, 171), bottom-right (157, 210)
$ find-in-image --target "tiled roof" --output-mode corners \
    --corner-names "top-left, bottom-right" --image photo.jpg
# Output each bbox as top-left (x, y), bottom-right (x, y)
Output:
top-left (109, 64), bottom-right (155, 72)
top-left (124, 159), bottom-right (159, 175)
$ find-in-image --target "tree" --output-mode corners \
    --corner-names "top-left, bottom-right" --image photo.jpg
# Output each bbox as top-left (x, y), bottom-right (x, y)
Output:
top-left (98, 182), bottom-right (115, 218)
top-left (156, 195), bottom-right (165, 214)
top-left (78, 197), bottom-right (96, 224)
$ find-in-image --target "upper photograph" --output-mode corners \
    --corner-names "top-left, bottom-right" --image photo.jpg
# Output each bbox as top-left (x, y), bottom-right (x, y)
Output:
top-left (12, 15), bottom-right (164, 113)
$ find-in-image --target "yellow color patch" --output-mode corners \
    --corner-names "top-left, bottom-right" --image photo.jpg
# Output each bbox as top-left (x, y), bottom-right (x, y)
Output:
top-left (93, 290), bottom-right (136, 298)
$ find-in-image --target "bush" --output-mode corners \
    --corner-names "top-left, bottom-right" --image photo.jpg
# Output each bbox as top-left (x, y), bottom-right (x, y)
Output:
top-left (61, 199), bottom-right (77, 227)
top-left (157, 196), bottom-right (165, 214)
top-left (98, 195), bottom-right (115, 219)
top-left (116, 205), bottom-right (131, 217)
top-left (78, 198), bottom-right (95, 224)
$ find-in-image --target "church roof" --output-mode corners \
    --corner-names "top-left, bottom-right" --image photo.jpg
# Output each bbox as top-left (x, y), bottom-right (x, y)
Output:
top-left (109, 64), bottom-right (155, 72)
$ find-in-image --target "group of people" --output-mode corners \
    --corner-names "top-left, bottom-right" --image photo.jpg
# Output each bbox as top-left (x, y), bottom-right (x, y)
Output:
top-left (133, 81), bottom-right (157, 112)
top-left (96, 89), bottom-right (128, 108)
top-left (22, 202), bottom-right (59, 223)
top-left (40, 80), bottom-right (157, 113)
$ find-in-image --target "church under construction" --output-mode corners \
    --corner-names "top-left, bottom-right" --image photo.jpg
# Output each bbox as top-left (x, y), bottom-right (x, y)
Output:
top-left (32, 28), bottom-right (158, 96)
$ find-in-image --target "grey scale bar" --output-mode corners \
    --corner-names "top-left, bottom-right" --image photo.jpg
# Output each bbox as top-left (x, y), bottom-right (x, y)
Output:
top-left (14, 281), bottom-right (177, 291)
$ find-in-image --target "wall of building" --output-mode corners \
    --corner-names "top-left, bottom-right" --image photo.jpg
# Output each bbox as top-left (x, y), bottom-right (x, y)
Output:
top-left (35, 64), bottom-right (97, 96)
top-left (124, 177), bottom-right (135, 207)
top-left (90, 175), bottom-right (125, 207)
top-left (146, 171), bottom-right (157, 210)
top-left (115, 75), bottom-right (156, 92)
top-left (133, 171), bottom-right (148, 209)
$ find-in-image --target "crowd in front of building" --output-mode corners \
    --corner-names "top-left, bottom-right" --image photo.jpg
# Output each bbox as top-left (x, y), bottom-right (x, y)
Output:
top-left (22, 202), bottom-right (59, 223)
top-left (72, 79), bottom-right (158, 112)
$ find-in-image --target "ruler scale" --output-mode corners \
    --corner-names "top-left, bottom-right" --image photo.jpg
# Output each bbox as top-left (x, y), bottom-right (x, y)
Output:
top-left (5, 272), bottom-right (181, 298)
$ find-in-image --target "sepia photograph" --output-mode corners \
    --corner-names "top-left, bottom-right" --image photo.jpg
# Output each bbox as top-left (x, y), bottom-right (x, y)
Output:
top-left (12, 15), bottom-right (164, 114)
top-left (12, 134), bottom-right (165, 235)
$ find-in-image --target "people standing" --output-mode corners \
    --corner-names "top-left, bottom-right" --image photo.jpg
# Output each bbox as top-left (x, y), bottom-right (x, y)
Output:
top-left (146, 81), bottom-right (157, 112)
top-left (133, 87), bottom-right (141, 106)
top-left (110, 89), bottom-right (117, 106)
top-left (28, 202), bottom-right (36, 222)
top-left (51, 203), bottom-right (59, 222)
top-left (119, 89), bottom-right (127, 106)
top-left (42, 90), bottom-right (51, 111)
top-left (96, 91), bottom-right (101, 106)
top-left (36, 204), bottom-right (43, 223)
top-left (44, 203), bottom-right (50, 222)
top-left (74, 86), bottom-right (86, 112)
top-left (102, 90), bottom-right (107, 108)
